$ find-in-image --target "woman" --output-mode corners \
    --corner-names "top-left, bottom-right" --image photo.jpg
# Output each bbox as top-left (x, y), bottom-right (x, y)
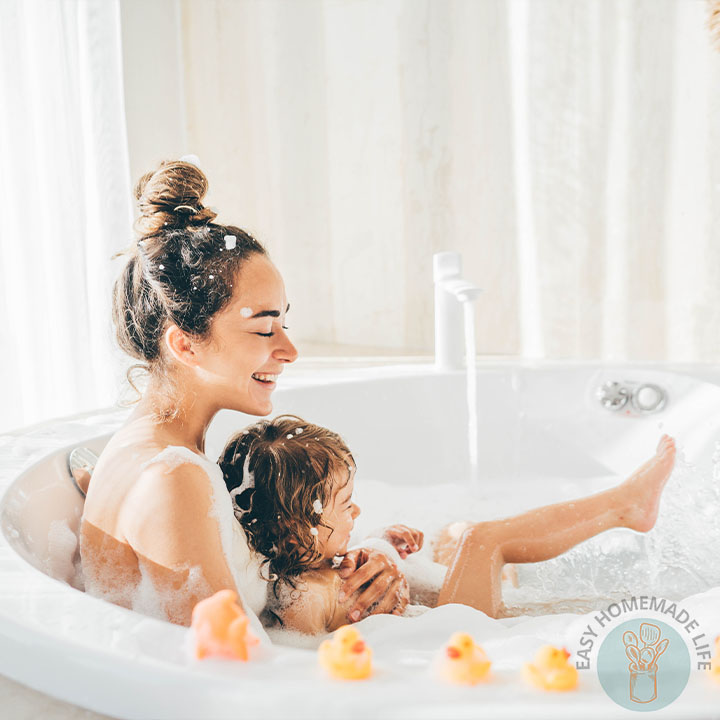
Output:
top-left (79, 160), bottom-right (409, 627)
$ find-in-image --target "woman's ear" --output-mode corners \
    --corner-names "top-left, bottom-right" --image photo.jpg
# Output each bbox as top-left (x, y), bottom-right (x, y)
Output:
top-left (163, 324), bottom-right (198, 366)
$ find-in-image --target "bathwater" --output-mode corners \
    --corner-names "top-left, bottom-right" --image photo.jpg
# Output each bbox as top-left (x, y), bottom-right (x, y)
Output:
top-left (348, 443), bottom-right (720, 619)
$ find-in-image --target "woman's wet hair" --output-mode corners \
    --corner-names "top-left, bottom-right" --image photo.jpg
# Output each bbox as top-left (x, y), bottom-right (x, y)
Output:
top-left (218, 415), bottom-right (354, 599)
top-left (112, 160), bottom-right (266, 417)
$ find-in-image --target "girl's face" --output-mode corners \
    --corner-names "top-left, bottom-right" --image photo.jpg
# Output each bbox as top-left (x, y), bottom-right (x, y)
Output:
top-left (317, 464), bottom-right (361, 561)
top-left (192, 253), bottom-right (298, 416)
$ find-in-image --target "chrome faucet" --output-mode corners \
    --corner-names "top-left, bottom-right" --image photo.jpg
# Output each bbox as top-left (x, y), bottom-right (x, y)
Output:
top-left (433, 252), bottom-right (482, 370)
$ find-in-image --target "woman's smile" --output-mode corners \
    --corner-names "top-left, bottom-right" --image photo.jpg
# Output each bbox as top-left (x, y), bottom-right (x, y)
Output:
top-left (199, 253), bottom-right (298, 415)
top-left (251, 371), bottom-right (280, 388)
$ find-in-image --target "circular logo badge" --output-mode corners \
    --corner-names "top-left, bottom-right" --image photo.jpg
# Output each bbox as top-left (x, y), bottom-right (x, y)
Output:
top-left (597, 619), bottom-right (690, 711)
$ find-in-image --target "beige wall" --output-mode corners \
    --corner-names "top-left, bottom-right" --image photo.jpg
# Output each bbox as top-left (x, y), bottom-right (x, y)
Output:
top-left (120, 0), bottom-right (186, 193)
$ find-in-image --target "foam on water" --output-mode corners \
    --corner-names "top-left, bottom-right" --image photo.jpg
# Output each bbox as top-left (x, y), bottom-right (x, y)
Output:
top-left (133, 563), bottom-right (212, 622)
top-left (46, 518), bottom-right (80, 586)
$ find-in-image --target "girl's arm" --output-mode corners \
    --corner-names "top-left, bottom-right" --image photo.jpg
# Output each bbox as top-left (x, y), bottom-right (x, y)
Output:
top-left (120, 461), bottom-right (241, 626)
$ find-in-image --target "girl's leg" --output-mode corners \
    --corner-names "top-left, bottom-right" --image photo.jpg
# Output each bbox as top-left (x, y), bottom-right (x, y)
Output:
top-left (436, 435), bottom-right (676, 617)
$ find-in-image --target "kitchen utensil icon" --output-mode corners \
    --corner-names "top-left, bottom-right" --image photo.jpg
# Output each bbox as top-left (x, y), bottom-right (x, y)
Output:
top-left (623, 631), bottom-right (639, 648)
top-left (639, 647), bottom-right (655, 669)
top-left (640, 623), bottom-right (661, 646)
top-left (654, 639), bottom-right (669, 662)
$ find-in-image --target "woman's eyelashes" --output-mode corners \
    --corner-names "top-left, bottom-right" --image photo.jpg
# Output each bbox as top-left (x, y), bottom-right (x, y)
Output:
top-left (255, 325), bottom-right (289, 337)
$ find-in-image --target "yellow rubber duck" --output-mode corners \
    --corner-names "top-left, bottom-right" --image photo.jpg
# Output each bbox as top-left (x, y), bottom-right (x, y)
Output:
top-left (318, 625), bottom-right (373, 680)
top-left (436, 632), bottom-right (492, 685)
top-left (191, 589), bottom-right (259, 661)
top-left (522, 645), bottom-right (578, 691)
top-left (708, 635), bottom-right (720, 682)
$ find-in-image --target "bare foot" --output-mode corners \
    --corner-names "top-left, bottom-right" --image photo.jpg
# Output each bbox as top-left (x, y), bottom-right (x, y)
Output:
top-left (621, 434), bottom-right (676, 532)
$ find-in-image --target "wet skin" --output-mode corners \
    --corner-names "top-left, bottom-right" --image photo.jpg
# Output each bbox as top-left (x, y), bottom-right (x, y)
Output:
top-left (81, 254), bottom-right (409, 625)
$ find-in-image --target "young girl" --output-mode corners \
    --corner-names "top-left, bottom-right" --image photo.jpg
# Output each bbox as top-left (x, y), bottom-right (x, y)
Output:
top-left (219, 415), bottom-right (677, 635)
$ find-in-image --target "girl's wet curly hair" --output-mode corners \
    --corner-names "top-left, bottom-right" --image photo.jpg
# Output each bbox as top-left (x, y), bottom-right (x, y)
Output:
top-left (218, 415), bottom-right (355, 598)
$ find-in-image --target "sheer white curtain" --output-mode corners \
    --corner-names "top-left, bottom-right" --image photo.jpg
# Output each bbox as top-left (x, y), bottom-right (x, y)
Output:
top-left (166, 0), bottom-right (720, 361)
top-left (2, 0), bottom-right (718, 432)
top-left (0, 0), bottom-right (131, 433)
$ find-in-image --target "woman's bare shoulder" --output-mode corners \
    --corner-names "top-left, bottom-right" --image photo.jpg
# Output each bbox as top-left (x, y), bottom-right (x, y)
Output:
top-left (81, 437), bottom-right (239, 618)
top-left (117, 454), bottom-right (237, 587)
top-left (121, 454), bottom-right (216, 529)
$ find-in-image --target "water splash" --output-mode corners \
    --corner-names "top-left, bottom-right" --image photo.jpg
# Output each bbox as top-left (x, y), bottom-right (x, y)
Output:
top-left (463, 300), bottom-right (479, 489)
top-left (503, 444), bottom-right (720, 615)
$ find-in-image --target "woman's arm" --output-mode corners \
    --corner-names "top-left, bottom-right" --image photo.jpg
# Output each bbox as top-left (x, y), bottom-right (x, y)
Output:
top-left (278, 570), bottom-right (372, 635)
top-left (336, 548), bottom-right (409, 622)
top-left (332, 524), bottom-right (421, 622)
top-left (120, 461), bottom-right (240, 626)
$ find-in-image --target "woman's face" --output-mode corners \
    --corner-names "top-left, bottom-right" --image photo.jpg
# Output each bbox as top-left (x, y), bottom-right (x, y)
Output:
top-left (192, 253), bottom-right (298, 416)
top-left (318, 465), bottom-right (361, 560)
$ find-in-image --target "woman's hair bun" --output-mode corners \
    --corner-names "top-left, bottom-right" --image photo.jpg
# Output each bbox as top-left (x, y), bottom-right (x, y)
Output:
top-left (134, 159), bottom-right (218, 238)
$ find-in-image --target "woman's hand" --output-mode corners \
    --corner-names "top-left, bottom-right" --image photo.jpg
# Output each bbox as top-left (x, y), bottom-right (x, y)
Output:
top-left (382, 524), bottom-right (424, 559)
top-left (337, 548), bottom-right (410, 621)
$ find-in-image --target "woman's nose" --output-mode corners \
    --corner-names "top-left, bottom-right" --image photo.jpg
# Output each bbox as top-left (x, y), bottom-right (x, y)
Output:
top-left (274, 327), bottom-right (298, 364)
top-left (351, 503), bottom-right (361, 519)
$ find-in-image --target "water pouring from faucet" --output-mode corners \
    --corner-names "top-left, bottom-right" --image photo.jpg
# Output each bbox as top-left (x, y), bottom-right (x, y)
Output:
top-left (433, 252), bottom-right (482, 488)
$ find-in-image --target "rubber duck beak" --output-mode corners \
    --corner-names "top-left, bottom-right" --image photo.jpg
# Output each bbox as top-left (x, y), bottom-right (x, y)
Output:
top-left (562, 648), bottom-right (571, 660)
top-left (351, 640), bottom-right (366, 654)
top-left (446, 646), bottom-right (461, 659)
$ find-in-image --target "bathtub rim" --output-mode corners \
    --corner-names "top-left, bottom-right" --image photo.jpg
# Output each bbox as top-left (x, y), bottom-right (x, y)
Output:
top-left (5, 356), bottom-right (720, 438)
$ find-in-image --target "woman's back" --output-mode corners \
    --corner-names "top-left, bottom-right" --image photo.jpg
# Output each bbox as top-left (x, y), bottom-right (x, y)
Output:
top-left (80, 420), bottom-right (265, 626)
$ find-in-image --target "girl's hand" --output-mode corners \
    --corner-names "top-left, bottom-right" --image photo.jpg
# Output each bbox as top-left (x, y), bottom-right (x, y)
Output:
top-left (337, 548), bottom-right (410, 621)
top-left (382, 524), bottom-right (424, 559)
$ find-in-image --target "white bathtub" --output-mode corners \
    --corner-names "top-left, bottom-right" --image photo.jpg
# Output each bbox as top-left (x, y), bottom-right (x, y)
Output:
top-left (2, 360), bottom-right (720, 719)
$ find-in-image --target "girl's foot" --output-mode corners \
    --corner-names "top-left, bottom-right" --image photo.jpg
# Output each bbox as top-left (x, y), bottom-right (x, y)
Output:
top-left (621, 435), bottom-right (676, 532)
